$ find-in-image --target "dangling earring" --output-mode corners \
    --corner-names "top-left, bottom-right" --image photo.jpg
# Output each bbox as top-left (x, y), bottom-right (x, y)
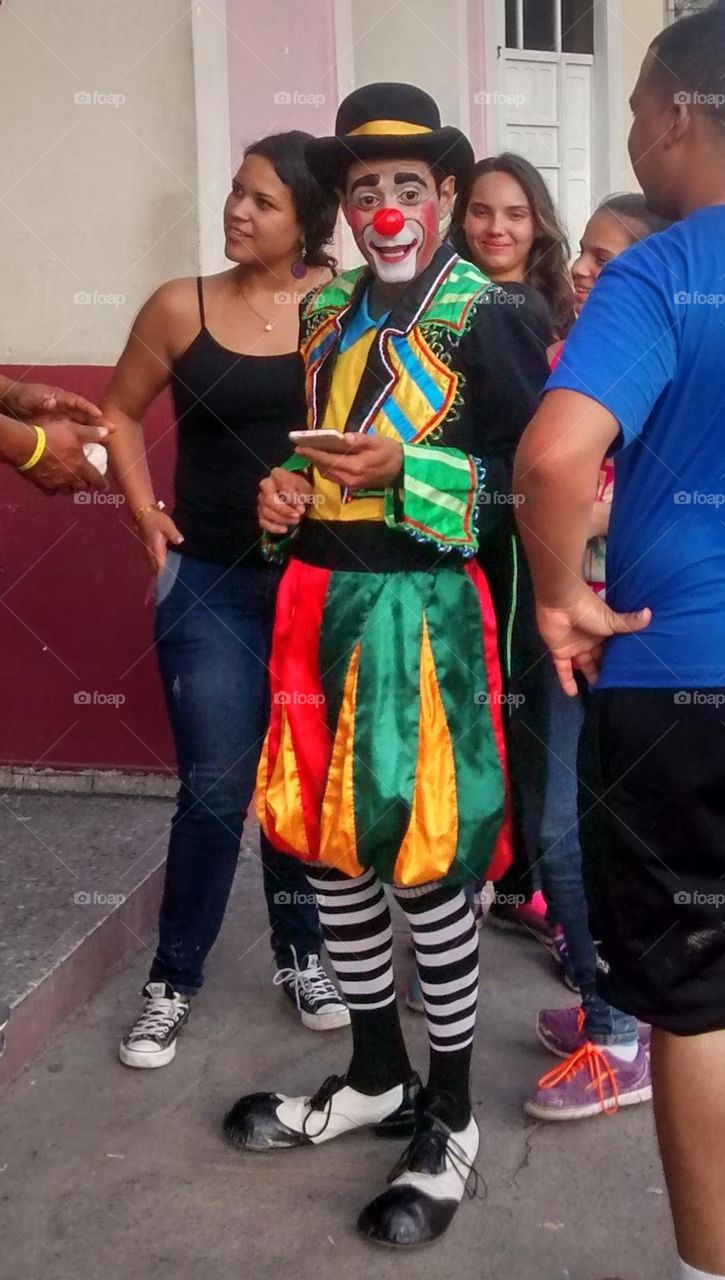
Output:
top-left (291, 239), bottom-right (308, 280)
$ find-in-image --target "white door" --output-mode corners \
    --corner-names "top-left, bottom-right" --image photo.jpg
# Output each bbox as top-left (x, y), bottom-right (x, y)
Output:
top-left (487, 0), bottom-right (595, 252)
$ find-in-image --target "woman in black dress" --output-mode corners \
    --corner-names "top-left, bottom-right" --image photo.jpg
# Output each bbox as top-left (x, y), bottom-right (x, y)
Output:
top-left (450, 153), bottom-right (572, 939)
top-left (104, 132), bottom-right (349, 1069)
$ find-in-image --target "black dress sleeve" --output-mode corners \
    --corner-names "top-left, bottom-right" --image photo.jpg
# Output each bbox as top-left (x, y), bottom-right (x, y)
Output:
top-left (445, 282), bottom-right (553, 534)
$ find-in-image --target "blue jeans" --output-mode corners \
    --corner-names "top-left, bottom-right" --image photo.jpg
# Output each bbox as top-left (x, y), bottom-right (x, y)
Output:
top-left (538, 665), bottom-right (638, 1045)
top-left (149, 551), bottom-right (322, 995)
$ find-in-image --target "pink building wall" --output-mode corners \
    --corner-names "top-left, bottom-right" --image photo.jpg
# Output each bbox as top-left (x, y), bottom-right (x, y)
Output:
top-left (1, 1), bottom-right (494, 774)
top-left (0, 365), bottom-right (176, 772)
top-left (225, 0), bottom-right (340, 164)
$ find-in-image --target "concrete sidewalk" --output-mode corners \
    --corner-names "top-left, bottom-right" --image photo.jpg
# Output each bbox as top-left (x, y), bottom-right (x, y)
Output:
top-left (1, 844), bottom-right (674, 1280)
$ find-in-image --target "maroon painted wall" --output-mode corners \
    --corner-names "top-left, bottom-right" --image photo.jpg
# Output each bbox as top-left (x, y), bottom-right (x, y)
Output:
top-left (0, 365), bottom-right (176, 772)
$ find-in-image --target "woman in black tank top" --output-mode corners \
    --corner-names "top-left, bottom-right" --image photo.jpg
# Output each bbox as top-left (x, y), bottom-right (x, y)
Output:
top-left (103, 132), bottom-right (349, 1067)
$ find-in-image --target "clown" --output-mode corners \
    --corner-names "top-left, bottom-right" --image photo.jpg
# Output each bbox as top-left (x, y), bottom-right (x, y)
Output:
top-left (224, 83), bottom-right (551, 1249)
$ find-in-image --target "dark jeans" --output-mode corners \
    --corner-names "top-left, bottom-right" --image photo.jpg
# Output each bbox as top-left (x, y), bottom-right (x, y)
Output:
top-left (149, 550), bottom-right (322, 996)
top-left (538, 665), bottom-right (637, 1045)
top-left (479, 524), bottom-right (549, 902)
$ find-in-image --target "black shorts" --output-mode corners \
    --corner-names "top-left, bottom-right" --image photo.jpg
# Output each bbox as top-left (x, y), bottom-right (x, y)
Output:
top-left (579, 687), bottom-right (725, 1035)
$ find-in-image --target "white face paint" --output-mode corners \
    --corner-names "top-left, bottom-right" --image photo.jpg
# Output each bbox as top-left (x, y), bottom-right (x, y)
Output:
top-left (361, 220), bottom-right (425, 283)
top-left (344, 160), bottom-right (443, 286)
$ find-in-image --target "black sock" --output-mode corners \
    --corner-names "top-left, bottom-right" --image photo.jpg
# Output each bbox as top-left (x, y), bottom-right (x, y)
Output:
top-left (393, 885), bottom-right (479, 1131)
top-left (345, 1002), bottom-right (413, 1095)
top-left (307, 867), bottom-right (412, 1095)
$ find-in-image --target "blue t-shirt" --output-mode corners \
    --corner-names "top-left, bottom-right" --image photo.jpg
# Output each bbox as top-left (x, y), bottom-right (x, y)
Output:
top-left (547, 204), bottom-right (725, 690)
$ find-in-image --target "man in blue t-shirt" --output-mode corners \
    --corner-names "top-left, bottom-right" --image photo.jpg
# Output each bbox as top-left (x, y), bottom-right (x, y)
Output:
top-left (515, 6), bottom-right (725, 1280)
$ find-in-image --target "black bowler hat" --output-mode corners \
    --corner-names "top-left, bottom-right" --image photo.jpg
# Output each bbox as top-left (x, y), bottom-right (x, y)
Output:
top-left (305, 82), bottom-right (474, 191)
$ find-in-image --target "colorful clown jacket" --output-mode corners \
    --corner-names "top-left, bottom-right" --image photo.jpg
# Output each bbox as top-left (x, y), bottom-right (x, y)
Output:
top-left (256, 241), bottom-right (548, 890)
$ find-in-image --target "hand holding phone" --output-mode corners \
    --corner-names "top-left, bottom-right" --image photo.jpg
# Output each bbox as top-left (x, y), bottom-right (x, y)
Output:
top-left (290, 430), bottom-right (403, 491)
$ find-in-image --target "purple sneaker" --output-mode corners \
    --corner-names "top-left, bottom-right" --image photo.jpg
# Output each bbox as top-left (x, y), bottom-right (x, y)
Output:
top-left (524, 1042), bottom-right (652, 1121)
top-left (537, 1006), bottom-right (587, 1058)
top-left (537, 1006), bottom-right (653, 1060)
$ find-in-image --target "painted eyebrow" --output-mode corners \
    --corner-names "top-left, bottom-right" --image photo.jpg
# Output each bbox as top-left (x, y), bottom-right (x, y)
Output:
top-left (393, 171), bottom-right (427, 185)
top-left (349, 173), bottom-right (382, 194)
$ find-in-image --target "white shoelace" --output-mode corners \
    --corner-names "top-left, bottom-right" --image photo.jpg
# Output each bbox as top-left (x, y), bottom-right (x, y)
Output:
top-left (129, 996), bottom-right (184, 1042)
top-left (273, 949), bottom-right (341, 1011)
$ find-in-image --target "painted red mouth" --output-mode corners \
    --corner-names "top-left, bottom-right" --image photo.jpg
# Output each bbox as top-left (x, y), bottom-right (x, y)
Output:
top-left (371, 242), bottom-right (416, 262)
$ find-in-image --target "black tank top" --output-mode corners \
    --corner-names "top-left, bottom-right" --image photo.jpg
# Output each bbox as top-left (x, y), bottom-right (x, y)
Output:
top-left (170, 277), bottom-right (306, 566)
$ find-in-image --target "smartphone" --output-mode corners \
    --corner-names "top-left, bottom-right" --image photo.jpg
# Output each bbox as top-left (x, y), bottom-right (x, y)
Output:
top-left (288, 429), bottom-right (356, 454)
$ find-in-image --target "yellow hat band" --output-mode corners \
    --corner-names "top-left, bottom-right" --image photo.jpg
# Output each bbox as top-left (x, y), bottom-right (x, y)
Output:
top-left (346, 120), bottom-right (434, 138)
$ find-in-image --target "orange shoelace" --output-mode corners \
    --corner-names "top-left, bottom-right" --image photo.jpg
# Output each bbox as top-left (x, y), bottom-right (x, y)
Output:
top-left (537, 1041), bottom-right (621, 1115)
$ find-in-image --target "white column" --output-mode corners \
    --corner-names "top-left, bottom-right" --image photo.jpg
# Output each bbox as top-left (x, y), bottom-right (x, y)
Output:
top-left (592, 0), bottom-right (627, 198)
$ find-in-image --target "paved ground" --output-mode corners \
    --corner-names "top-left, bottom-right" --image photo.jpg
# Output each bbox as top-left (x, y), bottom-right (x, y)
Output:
top-left (1, 838), bottom-right (675, 1280)
top-left (1, 792), bottom-right (170, 1005)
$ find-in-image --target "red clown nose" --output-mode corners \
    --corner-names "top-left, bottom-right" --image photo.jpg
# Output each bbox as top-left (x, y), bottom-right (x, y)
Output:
top-left (373, 207), bottom-right (406, 237)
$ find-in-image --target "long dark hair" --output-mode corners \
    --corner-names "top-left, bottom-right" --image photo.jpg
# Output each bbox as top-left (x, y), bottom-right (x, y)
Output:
top-left (595, 192), bottom-right (672, 241)
top-left (452, 152), bottom-right (575, 335)
top-left (245, 131), bottom-right (338, 273)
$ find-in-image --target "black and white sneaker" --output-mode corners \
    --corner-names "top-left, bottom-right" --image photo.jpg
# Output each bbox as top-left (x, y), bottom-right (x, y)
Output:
top-left (119, 981), bottom-right (190, 1069)
top-left (357, 1091), bottom-right (480, 1248)
top-left (224, 1071), bottom-right (421, 1151)
top-left (273, 949), bottom-right (350, 1031)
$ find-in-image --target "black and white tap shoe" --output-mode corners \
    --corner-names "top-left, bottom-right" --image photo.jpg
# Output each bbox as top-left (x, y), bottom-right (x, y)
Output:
top-left (224, 1072), bottom-right (421, 1152)
top-left (357, 1091), bottom-right (480, 1248)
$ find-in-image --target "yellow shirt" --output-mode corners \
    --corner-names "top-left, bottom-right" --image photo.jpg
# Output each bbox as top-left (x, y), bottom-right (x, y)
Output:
top-left (309, 326), bottom-right (392, 523)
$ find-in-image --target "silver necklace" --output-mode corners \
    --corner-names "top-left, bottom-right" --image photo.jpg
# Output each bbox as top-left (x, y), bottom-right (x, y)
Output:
top-left (238, 284), bottom-right (276, 332)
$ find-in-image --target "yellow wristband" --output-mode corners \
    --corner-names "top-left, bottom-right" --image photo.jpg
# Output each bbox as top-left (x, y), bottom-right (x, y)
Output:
top-left (18, 425), bottom-right (47, 472)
